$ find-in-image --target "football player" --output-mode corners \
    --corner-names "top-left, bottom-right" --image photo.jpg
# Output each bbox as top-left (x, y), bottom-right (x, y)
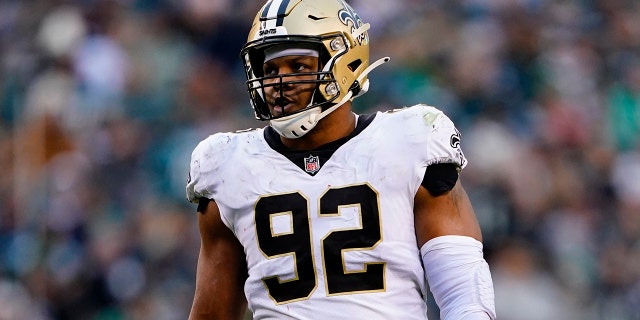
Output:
top-left (186, 0), bottom-right (496, 319)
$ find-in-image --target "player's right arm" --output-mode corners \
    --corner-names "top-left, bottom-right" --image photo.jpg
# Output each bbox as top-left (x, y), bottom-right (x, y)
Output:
top-left (410, 105), bottom-right (496, 319)
top-left (189, 198), bottom-right (247, 320)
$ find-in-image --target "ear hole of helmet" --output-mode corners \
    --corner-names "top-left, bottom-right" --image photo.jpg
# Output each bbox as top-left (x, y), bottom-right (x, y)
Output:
top-left (348, 59), bottom-right (362, 72)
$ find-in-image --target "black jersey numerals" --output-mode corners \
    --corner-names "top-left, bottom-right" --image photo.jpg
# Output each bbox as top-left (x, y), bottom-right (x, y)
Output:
top-left (320, 185), bottom-right (385, 295)
top-left (255, 192), bottom-right (317, 303)
top-left (254, 184), bottom-right (385, 304)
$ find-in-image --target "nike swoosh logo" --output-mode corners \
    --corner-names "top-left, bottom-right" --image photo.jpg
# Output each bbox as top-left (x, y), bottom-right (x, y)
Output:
top-left (308, 15), bottom-right (328, 20)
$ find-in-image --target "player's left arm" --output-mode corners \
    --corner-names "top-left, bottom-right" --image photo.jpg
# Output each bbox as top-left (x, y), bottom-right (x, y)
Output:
top-left (414, 180), bottom-right (496, 320)
top-left (414, 180), bottom-right (481, 246)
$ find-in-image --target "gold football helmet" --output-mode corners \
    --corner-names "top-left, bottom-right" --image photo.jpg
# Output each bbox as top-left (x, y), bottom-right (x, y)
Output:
top-left (241, 0), bottom-right (388, 138)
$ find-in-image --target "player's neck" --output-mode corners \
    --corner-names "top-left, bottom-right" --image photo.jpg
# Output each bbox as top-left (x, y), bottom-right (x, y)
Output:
top-left (279, 103), bottom-right (356, 151)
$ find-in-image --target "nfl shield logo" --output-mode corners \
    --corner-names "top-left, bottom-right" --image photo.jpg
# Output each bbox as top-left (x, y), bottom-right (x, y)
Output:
top-left (304, 155), bottom-right (321, 174)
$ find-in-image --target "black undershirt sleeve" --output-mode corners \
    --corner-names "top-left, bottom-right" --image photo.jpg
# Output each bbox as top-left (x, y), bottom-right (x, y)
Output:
top-left (197, 197), bottom-right (211, 214)
top-left (421, 163), bottom-right (459, 196)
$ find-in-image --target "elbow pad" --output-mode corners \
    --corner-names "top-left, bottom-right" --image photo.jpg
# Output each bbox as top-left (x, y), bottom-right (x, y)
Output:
top-left (421, 235), bottom-right (496, 320)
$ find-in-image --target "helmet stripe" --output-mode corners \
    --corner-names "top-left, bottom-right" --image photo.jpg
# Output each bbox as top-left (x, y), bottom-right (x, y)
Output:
top-left (275, 0), bottom-right (291, 26)
top-left (263, 0), bottom-right (291, 29)
top-left (260, 2), bottom-right (272, 20)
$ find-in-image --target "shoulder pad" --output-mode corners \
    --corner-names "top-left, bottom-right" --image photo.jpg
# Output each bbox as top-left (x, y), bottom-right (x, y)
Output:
top-left (412, 104), bottom-right (468, 169)
top-left (185, 130), bottom-right (261, 203)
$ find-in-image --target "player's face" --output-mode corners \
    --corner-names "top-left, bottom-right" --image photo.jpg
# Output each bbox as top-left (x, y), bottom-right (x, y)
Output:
top-left (262, 55), bottom-right (319, 117)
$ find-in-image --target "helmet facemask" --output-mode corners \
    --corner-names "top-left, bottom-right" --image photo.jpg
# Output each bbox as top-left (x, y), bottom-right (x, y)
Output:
top-left (241, 34), bottom-right (349, 121)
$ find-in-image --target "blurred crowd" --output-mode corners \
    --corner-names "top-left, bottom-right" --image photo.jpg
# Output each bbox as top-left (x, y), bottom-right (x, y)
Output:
top-left (0, 0), bottom-right (639, 319)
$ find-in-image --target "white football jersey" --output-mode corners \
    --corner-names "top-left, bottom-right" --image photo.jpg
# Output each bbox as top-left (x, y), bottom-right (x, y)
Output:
top-left (186, 104), bottom-right (467, 319)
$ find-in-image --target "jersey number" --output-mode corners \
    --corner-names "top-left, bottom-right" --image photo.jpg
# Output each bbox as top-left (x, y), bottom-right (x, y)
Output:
top-left (254, 184), bottom-right (385, 304)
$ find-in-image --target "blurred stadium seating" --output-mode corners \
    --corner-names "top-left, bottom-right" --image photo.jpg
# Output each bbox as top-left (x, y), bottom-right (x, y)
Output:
top-left (1, 0), bottom-right (639, 319)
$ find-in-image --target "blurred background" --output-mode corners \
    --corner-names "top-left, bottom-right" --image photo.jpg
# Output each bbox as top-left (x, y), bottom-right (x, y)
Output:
top-left (0, 0), bottom-right (639, 319)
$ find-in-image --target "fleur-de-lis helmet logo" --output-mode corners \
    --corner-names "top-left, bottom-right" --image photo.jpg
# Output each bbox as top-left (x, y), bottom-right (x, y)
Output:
top-left (337, 0), bottom-right (368, 45)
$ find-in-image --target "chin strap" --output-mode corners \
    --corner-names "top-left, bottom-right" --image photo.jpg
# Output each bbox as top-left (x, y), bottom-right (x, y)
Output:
top-left (270, 57), bottom-right (390, 139)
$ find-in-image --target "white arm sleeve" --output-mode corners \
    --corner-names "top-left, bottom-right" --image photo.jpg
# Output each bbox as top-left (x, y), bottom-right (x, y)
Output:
top-left (421, 235), bottom-right (496, 320)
